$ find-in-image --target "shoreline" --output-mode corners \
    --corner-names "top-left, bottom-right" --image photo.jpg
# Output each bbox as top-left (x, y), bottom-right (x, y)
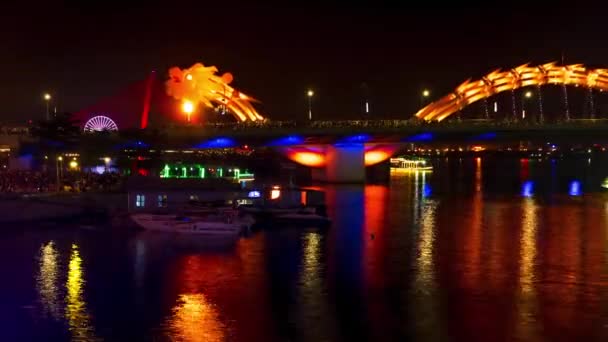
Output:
top-left (0, 192), bottom-right (129, 225)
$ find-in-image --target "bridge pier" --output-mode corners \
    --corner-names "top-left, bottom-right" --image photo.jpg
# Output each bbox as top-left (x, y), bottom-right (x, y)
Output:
top-left (323, 144), bottom-right (366, 183)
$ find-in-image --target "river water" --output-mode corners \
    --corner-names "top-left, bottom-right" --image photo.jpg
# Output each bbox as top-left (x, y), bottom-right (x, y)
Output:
top-left (2, 157), bottom-right (608, 341)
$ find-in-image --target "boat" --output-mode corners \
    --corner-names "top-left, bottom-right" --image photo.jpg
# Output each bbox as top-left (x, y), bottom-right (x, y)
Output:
top-left (130, 210), bottom-right (254, 239)
top-left (390, 157), bottom-right (433, 171)
top-left (273, 210), bottom-right (332, 228)
top-left (240, 204), bottom-right (316, 216)
top-left (239, 185), bottom-right (328, 224)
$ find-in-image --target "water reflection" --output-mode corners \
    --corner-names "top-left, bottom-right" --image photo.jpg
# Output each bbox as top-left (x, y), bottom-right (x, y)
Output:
top-left (164, 255), bottom-right (226, 342)
top-left (522, 181), bottom-right (534, 197)
top-left (515, 198), bottom-right (540, 340)
top-left (416, 201), bottom-right (437, 287)
top-left (37, 241), bottom-right (61, 320)
top-left (411, 198), bottom-right (440, 340)
top-left (65, 244), bottom-right (98, 341)
top-left (295, 232), bottom-right (335, 341)
top-left (569, 180), bottom-right (582, 196)
top-left (13, 157), bottom-right (608, 341)
top-left (133, 238), bottom-right (146, 289)
top-left (166, 293), bottom-right (224, 342)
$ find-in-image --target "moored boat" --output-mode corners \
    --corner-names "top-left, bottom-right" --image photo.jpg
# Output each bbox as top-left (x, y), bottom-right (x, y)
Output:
top-left (390, 157), bottom-right (433, 171)
top-left (273, 210), bottom-right (332, 228)
top-left (130, 210), bottom-right (254, 239)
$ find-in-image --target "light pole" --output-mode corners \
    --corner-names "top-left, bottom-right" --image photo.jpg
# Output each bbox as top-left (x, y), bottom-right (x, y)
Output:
top-left (522, 90), bottom-right (532, 120)
top-left (103, 157), bottom-right (111, 173)
top-left (56, 156), bottom-right (63, 192)
top-left (421, 89), bottom-right (430, 107)
top-left (307, 90), bottom-right (314, 120)
top-left (43, 93), bottom-right (51, 120)
top-left (182, 100), bottom-right (194, 123)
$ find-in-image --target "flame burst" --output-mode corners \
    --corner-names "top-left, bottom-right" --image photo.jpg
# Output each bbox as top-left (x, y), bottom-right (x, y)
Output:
top-left (166, 63), bottom-right (264, 122)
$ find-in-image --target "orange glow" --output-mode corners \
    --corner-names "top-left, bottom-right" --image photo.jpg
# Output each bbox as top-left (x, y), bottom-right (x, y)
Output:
top-left (364, 145), bottom-right (399, 166)
top-left (166, 293), bottom-right (224, 342)
top-left (166, 62), bottom-right (264, 122)
top-left (416, 62), bottom-right (608, 121)
top-left (471, 146), bottom-right (485, 152)
top-left (270, 189), bottom-right (281, 200)
top-left (284, 145), bottom-right (398, 167)
top-left (181, 100), bottom-right (194, 114)
top-left (364, 150), bottom-right (390, 166)
top-left (287, 150), bottom-right (327, 167)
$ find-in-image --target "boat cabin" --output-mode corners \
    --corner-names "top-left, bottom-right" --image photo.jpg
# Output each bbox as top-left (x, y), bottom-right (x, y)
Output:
top-left (127, 176), bottom-right (250, 213)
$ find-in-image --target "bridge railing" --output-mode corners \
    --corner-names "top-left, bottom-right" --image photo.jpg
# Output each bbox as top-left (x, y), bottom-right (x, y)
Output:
top-left (0, 126), bottom-right (29, 135)
top-left (164, 117), bottom-right (608, 134)
top-left (174, 119), bottom-right (426, 130)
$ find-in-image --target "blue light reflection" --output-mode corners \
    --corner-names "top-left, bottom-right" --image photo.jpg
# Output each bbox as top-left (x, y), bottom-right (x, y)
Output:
top-left (522, 181), bottom-right (534, 197)
top-left (569, 180), bottom-right (581, 196)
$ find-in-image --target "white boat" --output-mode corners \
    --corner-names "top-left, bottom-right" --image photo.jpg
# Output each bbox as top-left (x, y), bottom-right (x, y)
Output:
top-left (130, 210), bottom-right (254, 238)
top-left (390, 157), bottom-right (433, 171)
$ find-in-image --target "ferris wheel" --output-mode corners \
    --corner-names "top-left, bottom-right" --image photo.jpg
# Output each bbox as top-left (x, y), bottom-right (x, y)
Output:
top-left (83, 115), bottom-right (119, 132)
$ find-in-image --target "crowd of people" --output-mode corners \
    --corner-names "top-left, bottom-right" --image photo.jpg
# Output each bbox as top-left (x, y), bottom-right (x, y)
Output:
top-left (0, 170), bottom-right (124, 193)
top-left (0, 170), bottom-right (52, 193)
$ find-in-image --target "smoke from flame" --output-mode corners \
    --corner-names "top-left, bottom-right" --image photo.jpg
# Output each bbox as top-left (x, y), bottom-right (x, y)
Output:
top-left (166, 63), bottom-right (264, 122)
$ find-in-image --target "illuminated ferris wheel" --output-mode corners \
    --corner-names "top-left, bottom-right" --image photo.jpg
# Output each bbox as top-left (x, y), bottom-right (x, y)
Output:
top-left (83, 115), bottom-right (119, 132)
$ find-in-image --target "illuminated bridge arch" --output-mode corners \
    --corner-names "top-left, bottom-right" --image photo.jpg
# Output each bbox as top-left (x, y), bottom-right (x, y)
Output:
top-left (415, 62), bottom-right (608, 122)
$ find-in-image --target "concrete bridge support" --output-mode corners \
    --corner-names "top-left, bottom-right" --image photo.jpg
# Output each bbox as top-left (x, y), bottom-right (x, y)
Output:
top-left (322, 144), bottom-right (366, 183)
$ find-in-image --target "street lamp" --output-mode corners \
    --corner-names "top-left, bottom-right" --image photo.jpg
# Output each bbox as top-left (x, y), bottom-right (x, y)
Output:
top-left (522, 91), bottom-right (533, 119)
top-left (182, 100), bottom-right (195, 123)
top-left (307, 90), bottom-right (314, 120)
top-left (421, 89), bottom-right (430, 107)
top-left (103, 157), bottom-right (111, 172)
top-left (43, 93), bottom-right (51, 120)
top-left (56, 156), bottom-right (63, 192)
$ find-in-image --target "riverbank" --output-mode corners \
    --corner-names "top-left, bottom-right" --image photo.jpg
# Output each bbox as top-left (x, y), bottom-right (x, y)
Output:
top-left (0, 192), bottom-right (129, 225)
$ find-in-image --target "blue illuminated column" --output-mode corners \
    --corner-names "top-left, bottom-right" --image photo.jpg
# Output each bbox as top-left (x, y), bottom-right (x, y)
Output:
top-left (325, 144), bottom-right (365, 183)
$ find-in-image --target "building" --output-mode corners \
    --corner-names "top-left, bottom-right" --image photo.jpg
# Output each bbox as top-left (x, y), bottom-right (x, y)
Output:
top-left (126, 176), bottom-right (248, 213)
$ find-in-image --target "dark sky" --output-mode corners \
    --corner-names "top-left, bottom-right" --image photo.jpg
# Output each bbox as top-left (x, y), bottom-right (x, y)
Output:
top-left (1, 2), bottom-right (606, 123)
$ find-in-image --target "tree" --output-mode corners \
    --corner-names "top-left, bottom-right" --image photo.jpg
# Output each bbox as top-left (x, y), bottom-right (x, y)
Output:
top-left (30, 113), bottom-right (80, 145)
top-left (29, 112), bottom-right (81, 150)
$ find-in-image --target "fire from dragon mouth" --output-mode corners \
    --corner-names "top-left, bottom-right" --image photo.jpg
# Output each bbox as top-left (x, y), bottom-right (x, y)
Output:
top-left (166, 62), bottom-right (264, 122)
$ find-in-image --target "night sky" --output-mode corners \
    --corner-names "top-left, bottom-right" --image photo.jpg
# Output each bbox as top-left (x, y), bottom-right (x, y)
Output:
top-left (1, 2), bottom-right (606, 124)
